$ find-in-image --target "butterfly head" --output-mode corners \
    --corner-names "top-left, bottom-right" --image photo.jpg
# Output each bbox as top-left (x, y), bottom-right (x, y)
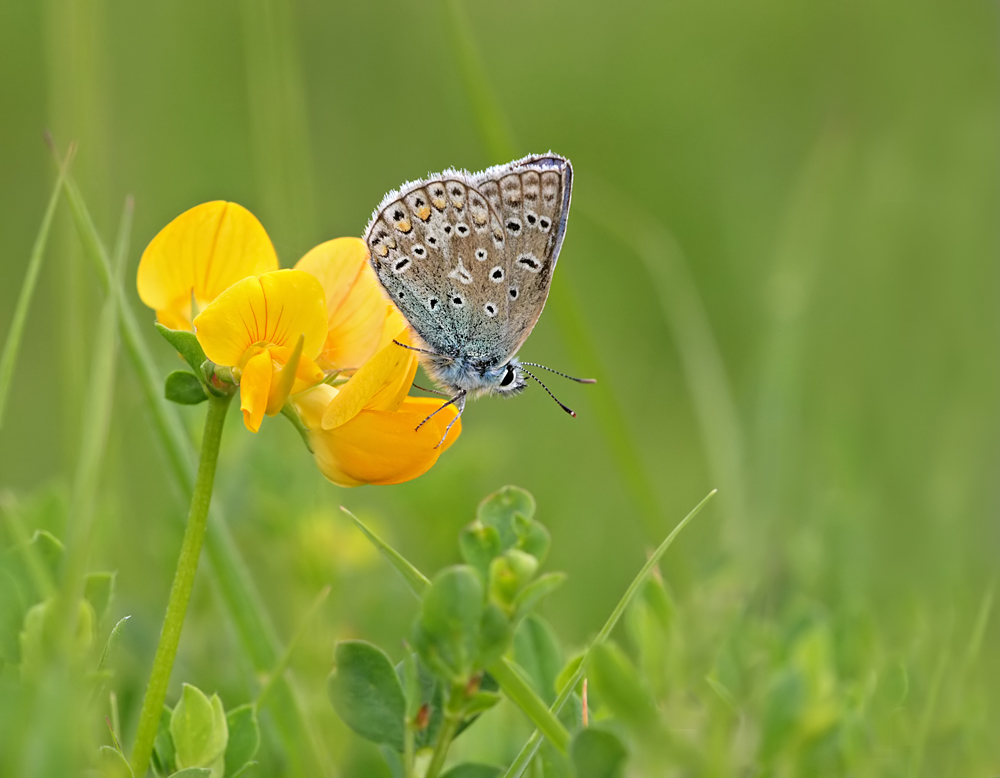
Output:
top-left (493, 359), bottom-right (528, 396)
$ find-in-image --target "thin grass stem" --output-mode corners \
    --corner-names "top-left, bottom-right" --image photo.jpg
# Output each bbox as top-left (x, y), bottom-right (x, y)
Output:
top-left (0, 144), bottom-right (76, 432)
top-left (55, 195), bottom-right (131, 645)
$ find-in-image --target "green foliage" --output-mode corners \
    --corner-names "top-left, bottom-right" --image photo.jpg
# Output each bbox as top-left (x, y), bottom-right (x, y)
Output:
top-left (327, 640), bottom-right (406, 751)
top-left (440, 765), bottom-right (503, 778)
top-left (570, 729), bottom-right (627, 778)
top-left (223, 705), bottom-right (260, 778)
top-left (149, 684), bottom-right (257, 778)
top-left (412, 565), bottom-right (511, 685)
top-left (155, 324), bottom-right (208, 375)
top-left (165, 371), bottom-right (208, 405)
top-left (170, 684), bottom-right (228, 777)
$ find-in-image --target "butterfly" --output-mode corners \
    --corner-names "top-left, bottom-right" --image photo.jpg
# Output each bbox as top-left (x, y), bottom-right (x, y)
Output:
top-left (364, 153), bottom-right (595, 444)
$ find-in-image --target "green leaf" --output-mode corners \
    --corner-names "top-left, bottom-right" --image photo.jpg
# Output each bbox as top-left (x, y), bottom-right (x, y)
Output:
top-left (570, 728), bottom-right (627, 778)
top-left (223, 704), bottom-right (260, 777)
top-left (165, 371), bottom-right (208, 405)
top-left (517, 521), bottom-right (551, 566)
top-left (463, 691), bottom-right (501, 717)
top-left (328, 640), bottom-right (406, 751)
top-left (513, 615), bottom-right (563, 704)
top-left (441, 764), bottom-right (503, 778)
top-left (459, 522), bottom-right (503, 579)
top-left (3, 529), bottom-right (64, 605)
top-left (98, 615), bottom-right (130, 672)
top-left (412, 566), bottom-right (485, 683)
top-left (489, 550), bottom-right (538, 607)
top-left (477, 602), bottom-right (512, 669)
top-left (168, 770), bottom-right (213, 778)
top-left (588, 642), bottom-right (659, 733)
top-left (98, 745), bottom-right (135, 777)
top-left (84, 571), bottom-right (116, 621)
top-left (477, 486), bottom-right (536, 549)
top-left (152, 705), bottom-right (176, 777)
top-left (155, 323), bottom-right (208, 374)
top-left (170, 684), bottom-right (229, 774)
top-left (513, 573), bottom-right (566, 622)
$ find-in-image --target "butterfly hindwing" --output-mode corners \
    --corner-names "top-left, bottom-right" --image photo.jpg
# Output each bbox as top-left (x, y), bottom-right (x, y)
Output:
top-left (473, 154), bottom-right (572, 361)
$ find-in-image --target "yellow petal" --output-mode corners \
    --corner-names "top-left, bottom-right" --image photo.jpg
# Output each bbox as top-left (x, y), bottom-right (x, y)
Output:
top-left (291, 383), bottom-right (339, 430)
top-left (320, 330), bottom-right (416, 430)
top-left (137, 201), bottom-right (278, 329)
top-left (308, 397), bottom-right (462, 487)
top-left (295, 238), bottom-right (395, 371)
top-left (240, 351), bottom-right (272, 433)
top-left (193, 269), bottom-right (327, 367)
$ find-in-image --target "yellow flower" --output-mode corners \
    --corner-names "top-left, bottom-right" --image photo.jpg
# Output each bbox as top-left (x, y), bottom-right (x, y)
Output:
top-left (137, 201), bottom-right (279, 330)
top-left (291, 331), bottom-right (461, 487)
top-left (294, 237), bottom-right (407, 371)
top-left (194, 270), bottom-right (327, 433)
top-left (138, 200), bottom-right (461, 481)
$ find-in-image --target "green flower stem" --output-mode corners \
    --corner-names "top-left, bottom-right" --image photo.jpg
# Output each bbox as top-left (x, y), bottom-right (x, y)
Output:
top-left (488, 659), bottom-right (569, 753)
top-left (130, 391), bottom-right (233, 777)
top-left (53, 148), bottom-right (330, 776)
top-left (425, 706), bottom-right (462, 778)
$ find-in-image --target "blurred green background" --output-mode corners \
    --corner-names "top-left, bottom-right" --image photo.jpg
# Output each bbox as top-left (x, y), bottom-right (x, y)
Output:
top-left (1, 0), bottom-right (998, 774)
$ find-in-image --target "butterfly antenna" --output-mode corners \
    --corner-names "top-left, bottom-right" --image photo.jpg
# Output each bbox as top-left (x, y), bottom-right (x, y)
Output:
top-left (521, 367), bottom-right (578, 418)
top-left (520, 362), bottom-right (597, 384)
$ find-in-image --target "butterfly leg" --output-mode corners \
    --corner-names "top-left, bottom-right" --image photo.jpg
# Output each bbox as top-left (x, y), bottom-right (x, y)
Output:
top-left (434, 393), bottom-right (466, 449)
top-left (411, 382), bottom-right (450, 397)
top-left (392, 339), bottom-right (453, 361)
top-left (415, 389), bottom-right (467, 447)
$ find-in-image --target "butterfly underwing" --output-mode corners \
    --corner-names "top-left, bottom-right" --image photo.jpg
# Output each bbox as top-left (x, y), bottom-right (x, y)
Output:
top-left (364, 153), bottom-right (573, 415)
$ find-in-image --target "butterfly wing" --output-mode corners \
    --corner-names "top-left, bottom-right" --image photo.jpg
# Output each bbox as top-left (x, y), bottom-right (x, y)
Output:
top-left (365, 153), bottom-right (572, 366)
top-left (472, 154), bottom-right (573, 362)
top-left (365, 175), bottom-right (507, 358)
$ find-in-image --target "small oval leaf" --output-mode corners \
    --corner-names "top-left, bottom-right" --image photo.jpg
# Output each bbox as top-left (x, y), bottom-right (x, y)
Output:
top-left (328, 640), bottom-right (406, 751)
top-left (570, 728), bottom-right (627, 778)
top-left (165, 371), bottom-right (208, 405)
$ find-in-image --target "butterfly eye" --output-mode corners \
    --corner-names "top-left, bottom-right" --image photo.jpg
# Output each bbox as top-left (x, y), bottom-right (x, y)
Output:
top-left (500, 366), bottom-right (516, 388)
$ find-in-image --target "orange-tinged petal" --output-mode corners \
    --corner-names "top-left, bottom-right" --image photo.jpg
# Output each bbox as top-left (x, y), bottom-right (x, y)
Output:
top-left (240, 351), bottom-right (272, 433)
top-left (295, 238), bottom-right (393, 371)
top-left (320, 330), bottom-right (416, 430)
top-left (193, 269), bottom-right (327, 367)
top-left (137, 201), bottom-right (278, 329)
top-left (308, 398), bottom-right (461, 487)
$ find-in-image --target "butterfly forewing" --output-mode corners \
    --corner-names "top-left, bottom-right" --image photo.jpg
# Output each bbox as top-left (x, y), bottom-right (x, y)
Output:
top-left (365, 153), bottom-right (572, 367)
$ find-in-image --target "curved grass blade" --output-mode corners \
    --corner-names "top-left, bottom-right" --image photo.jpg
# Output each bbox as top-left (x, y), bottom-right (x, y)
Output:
top-left (339, 506), bottom-right (430, 597)
top-left (0, 143), bottom-right (77, 431)
top-left (501, 490), bottom-right (715, 778)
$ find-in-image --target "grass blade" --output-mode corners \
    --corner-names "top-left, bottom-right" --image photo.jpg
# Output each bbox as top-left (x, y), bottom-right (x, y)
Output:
top-left (339, 506), bottom-right (430, 597)
top-left (501, 490), bottom-right (715, 778)
top-left (56, 195), bottom-right (131, 637)
top-left (578, 185), bottom-right (748, 542)
top-left (0, 143), bottom-right (76, 432)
